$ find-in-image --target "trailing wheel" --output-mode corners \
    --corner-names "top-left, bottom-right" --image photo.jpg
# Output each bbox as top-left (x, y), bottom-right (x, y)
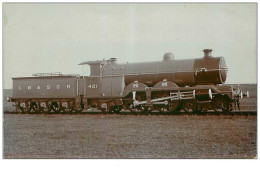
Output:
top-left (212, 95), bottom-right (230, 113)
top-left (123, 92), bottom-right (148, 113)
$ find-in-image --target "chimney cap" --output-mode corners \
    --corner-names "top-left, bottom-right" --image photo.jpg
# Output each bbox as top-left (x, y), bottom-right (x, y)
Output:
top-left (203, 49), bottom-right (213, 52)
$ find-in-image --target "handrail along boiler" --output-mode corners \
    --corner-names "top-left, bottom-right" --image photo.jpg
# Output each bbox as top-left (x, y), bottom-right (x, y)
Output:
top-left (8, 49), bottom-right (249, 113)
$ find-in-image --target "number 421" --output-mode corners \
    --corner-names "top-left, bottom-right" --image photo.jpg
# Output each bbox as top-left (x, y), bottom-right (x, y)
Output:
top-left (88, 84), bottom-right (98, 89)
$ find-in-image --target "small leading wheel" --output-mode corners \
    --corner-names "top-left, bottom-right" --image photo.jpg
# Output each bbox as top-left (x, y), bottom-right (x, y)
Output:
top-left (183, 100), bottom-right (197, 113)
top-left (212, 95), bottom-right (230, 113)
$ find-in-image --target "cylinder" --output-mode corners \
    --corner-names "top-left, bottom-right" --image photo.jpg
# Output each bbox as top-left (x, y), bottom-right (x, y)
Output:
top-left (195, 89), bottom-right (212, 101)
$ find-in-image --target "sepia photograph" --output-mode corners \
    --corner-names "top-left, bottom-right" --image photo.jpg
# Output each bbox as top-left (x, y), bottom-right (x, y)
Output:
top-left (2, 3), bottom-right (257, 159)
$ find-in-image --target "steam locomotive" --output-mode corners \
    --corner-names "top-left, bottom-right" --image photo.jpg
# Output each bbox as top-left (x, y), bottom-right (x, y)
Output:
top-left (7, 49), bottom-right (249, 114)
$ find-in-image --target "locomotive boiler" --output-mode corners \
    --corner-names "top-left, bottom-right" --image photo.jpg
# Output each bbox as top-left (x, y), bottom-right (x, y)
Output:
top-left (81, 49), bottom-right (227, 87)
top-left (8, 49), bottom-right (249, 114)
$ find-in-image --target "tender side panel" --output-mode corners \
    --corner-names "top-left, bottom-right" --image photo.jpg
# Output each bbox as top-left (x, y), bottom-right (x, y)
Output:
top-left (84, 76), bottom-right (125, 98)
top-left (84, 77), bottom-right (101, 98)
top-left (12, 77), bottom-right (78, 99)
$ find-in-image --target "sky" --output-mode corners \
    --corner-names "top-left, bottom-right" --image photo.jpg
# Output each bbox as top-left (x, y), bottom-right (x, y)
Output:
top-left (3, 3), bottom-right (257, 89)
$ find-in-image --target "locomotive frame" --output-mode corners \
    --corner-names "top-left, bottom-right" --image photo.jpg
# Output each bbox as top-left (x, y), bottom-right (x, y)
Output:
top-left (7, 49), bottom-right (249, 114)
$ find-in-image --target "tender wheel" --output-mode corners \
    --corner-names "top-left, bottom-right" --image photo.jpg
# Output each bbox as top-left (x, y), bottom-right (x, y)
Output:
top-left (36, 102), bottom-right (44, 113)
top-left (19, 102), bottom-right (31, 114)
top-left (40, 102), bottom-right (52, 113)
top-left (30, 102), bottom-right (41, 113)
top-left (212, 95), bottom-right (230, 113)
top-left (15, 102), bottom-right (22, 113)
top-left (51, 102), bottom-right (61, 113)
top-left (183, 100), bottom-right (197, 113)
top-left (61, 101), bottom-right (74, 113)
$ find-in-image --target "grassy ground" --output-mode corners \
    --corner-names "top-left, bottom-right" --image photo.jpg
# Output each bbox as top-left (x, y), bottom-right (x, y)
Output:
top-left (4, 114), bottom-right (256, 159)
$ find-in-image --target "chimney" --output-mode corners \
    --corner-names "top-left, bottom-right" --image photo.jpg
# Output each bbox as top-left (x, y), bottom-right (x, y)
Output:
top-left (203, 49), bottom-right (213, 58)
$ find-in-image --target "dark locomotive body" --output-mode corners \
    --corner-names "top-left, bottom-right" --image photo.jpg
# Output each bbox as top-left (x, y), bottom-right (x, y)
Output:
top-left (98, 49), bottom-right (227, 87)
top-left (8, 49), bottom-right (248, 114)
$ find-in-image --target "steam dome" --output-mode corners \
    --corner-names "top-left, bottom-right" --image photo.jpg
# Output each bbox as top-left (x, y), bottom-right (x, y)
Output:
top-left (163, 52), bottom-right (175, 61)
